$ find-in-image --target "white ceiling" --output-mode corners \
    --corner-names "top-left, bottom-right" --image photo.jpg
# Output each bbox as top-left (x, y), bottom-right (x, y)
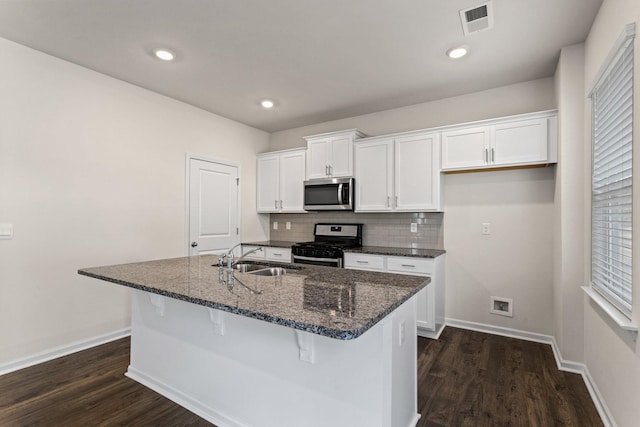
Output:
top-left (0, 0), bottom-right (602, 132)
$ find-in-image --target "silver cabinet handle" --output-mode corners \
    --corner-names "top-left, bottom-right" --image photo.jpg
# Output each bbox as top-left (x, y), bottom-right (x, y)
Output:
top-left (272, 252), bottom-right (282, 257)
top-left (275, 200), bottom-right (278, 209)
top-left (395, 195), bottom-right (398, 207)
top-left (484, 148), bottom-right (488, 164)
top-left (280, 200), bottom-right (283, 209)
top-left (401, 264), bottom-right (415, 268)
top-left (491, 147), bottom-right (495, 163)
top-left (357, 260), bottom-right (369, 264)
top-left (329, 165), bottom-right (332, 176)
top-left (387, 196), bottom-right (390, 207)
top-left (325, 165), bottom-right (329, 176)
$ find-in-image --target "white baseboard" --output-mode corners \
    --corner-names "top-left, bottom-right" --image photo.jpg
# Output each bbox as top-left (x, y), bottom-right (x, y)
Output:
top-left (418, 323), bottom-right (445, 340)
top-left (444, 318), bottom-right (615, 427)
top-left (126, 365), bottom-right (247, 427)
top-left (0, 328), bottom-right (131, 376)
top-left (581, 365), bottom-right (617, 427)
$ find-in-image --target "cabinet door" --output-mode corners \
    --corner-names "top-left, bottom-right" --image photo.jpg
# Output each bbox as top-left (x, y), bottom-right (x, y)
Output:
top-left (492, 118), bottom-right (548, 166)
top-left (354, 140), bottom-right (393, 212)
top-left (441, 126), bottom-right (490, 170)
top-left (265, 247), bottom-right (292, 263)
top-left (395, 133), bottom-right (442, 211)
top-left (240, 245), bottom-right (266, 260)
top-left (343, 253), bottom-right (385, 271)
top-left (306, 139), bottom-right (330, 179)
top-left (256, 155), bottom-right (280, 213)
top-left (329, 135), bottom-right (353, 177)
top-left (279, 151), bottom-right (306, 212)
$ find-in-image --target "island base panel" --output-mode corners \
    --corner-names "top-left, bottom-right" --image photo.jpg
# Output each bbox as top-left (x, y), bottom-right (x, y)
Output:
top-left (126, 289), bottom-right (420, 427)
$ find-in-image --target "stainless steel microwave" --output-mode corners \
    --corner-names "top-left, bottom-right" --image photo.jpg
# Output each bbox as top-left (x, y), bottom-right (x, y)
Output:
top-left (303, 177), bottom-right (354, 211)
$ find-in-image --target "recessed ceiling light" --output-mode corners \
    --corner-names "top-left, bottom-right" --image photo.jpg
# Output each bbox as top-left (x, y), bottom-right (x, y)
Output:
top-left (153, 48), bottom-right (175, 61)
top-left (261, 100), bottom-right (275, 109)
top-left (446, 46), bottom-right (468, 59)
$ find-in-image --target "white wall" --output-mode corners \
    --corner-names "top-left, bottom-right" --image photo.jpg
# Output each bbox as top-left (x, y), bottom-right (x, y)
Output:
top-left (553, 43), bottom-right (586, 363)
top-left (268, 79), bottom-right (557, 334)
top-left (581, 1), bottom-right (640, 425)
top-left (269, 78), bottom-right (555, 151)
top-left (0, 38), bottom-right (270, 365)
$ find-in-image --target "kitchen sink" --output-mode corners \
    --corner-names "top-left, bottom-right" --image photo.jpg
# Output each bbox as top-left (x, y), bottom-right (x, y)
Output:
top-left (249, 267), bottom-right (286, 276)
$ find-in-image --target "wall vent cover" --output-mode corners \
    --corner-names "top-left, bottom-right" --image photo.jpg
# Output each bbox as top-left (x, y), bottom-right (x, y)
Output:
top-left (459, 1), bottom-right (494, 35)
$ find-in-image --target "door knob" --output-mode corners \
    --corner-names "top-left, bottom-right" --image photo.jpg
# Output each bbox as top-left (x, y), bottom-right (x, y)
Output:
top-left (191, 242), bottom-right (198, 247)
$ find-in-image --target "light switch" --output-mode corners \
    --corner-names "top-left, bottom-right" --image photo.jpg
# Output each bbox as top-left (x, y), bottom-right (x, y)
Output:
top-left (273, 221), bottom-right (278, 230)
top-left (481, 223), bottom-right (491, 235)
top-left (286, 221), bottom-right (291, 230)
top-left (410, 223), bottom-right (417, 233)
top-left (0, 223), bottom-right (13, 240)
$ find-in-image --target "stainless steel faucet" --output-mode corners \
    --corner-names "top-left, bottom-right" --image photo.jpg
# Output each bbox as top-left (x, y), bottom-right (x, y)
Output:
top-left (218, 244), bottom-right (264, 284)
top-left (219, 244), bottom-right (263, 269)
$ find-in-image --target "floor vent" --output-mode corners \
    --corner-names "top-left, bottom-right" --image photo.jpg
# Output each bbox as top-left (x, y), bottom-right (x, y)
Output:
top-left (459, 1), bottom-right (494, 35)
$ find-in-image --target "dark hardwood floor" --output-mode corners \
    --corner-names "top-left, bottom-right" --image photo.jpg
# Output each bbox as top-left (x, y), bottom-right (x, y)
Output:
top-left (0, 327), bottom-right (602, 426)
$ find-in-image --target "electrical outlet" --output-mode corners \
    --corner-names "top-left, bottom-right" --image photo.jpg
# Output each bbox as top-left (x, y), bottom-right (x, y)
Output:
top-left (410, 223), bottom-right (417, 233)
top-left (490, 296), bottom-right (513, 317)
top-left (273, 221), bottom-right (278, 230)
top-left (0, 223), bottom-right (13, 240)
top-left (399, 320), bottom-right (406, 345)
top-left (286, 221), bottom-right (291, 230)
top-left (481, 222), bottom-right (491, 235)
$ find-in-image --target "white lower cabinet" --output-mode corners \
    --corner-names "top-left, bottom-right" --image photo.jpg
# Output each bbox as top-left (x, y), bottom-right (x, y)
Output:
top-left (239, 245), bottom-right (265, 260)
top-left (344, 252), bottom-right (445, 339)
top-left (240, 245), bottom-right (292, 263)
top-left (265, 247), bottom-right (292, 263)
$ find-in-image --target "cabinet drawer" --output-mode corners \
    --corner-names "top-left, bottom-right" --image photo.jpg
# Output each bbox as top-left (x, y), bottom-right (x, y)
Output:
top-left (241, 245), bottom-right (265, 260)
top-left (387, 256), bottom-right (433, 275)
top-left (344, 253), bottom-right (385, 271)
top-left (265, 247), bottom-right (292, 263)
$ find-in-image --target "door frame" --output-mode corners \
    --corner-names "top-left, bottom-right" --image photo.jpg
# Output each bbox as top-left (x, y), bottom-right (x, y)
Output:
top-left (185, 153), bottom-right (242, 256)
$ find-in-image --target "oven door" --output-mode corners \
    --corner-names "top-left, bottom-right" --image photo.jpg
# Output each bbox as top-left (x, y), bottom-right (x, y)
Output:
top-left (292, 254), bottom-right (342, 268)
top-left (303, 178), bottom-right (353, 211)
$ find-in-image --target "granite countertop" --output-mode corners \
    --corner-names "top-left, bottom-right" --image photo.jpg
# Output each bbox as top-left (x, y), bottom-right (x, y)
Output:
top-left (345, 246), bottom-right (446, 258)
top-left (242, 240), bottom-right (296, 248)
top-left (78, 255), bottom-right (428, 340)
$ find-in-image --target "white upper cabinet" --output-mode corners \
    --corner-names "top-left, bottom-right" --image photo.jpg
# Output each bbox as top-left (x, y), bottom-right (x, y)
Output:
top-left (256, 154), bottom-right (280, 212)
top-left (492, 118), bottom-right (548, 165)
top-left (355, 132), bottom-right (442, 212)
top-left (256, 149), bottom-right (306, 213)
top-left (441, 111), bottom-right (557, 171)
top-left (395, 133), bottom-right (441, 211)
top-left (354, 138), bottom-right (394, 211)
top-left (440, 126), bottom-right (490, 170)
top-left (305, 129), bottom-right (365, 179)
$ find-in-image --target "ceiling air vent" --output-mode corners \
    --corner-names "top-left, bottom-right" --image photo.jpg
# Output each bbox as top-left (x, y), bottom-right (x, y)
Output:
top-left (459, 1), bottom-right (494, 36)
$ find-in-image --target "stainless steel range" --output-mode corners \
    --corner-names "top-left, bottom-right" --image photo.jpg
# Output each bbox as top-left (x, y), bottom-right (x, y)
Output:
top-left (291, 223), bottom-right (363, 268)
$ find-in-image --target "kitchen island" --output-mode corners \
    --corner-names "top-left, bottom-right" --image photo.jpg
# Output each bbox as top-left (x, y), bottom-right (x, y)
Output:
top-left (79, 255), bottom-right (429, 427)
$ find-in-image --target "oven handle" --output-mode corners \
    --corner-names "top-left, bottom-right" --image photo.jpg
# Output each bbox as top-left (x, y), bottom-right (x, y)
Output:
top-left (293, 254), bottom-right (342, 267)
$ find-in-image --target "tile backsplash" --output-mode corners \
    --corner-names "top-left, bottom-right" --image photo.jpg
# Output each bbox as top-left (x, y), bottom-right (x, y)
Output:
top-left (269, 212), bottom-right (444, 249)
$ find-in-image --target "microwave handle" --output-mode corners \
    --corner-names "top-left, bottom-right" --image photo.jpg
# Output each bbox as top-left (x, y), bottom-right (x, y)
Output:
top-left (337, 183), bottom-right (343, 204)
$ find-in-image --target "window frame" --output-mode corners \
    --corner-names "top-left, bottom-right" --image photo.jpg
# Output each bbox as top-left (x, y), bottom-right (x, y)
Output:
top-left (588, 23), bottom-right (635, 320)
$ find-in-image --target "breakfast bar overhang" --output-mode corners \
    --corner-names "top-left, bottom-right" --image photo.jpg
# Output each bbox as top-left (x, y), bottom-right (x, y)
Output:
top-left (79, 255), bottom-right (429, 427)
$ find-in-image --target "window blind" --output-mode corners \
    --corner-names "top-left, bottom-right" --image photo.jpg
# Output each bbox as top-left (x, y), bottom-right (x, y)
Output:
top-left (590, 25), bottom-right (634, 318)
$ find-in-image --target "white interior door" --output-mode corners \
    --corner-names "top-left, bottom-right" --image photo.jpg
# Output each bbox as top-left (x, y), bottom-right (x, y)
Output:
top-left (188, 157), bottom-right (239, 256)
